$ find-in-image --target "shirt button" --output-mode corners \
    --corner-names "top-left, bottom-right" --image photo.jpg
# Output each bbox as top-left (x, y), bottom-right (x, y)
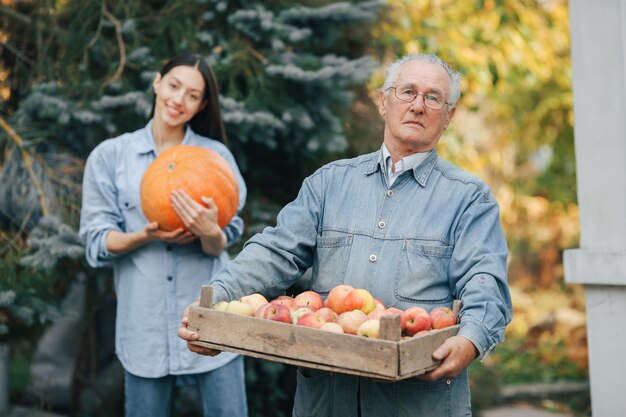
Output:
top-left (387, 190), bottom-right (393, 197)
top-left (378, 221), bottom-right (385, 229)
top-left (167, 276), bottom-right (173, 281)
top-left (166, 245), bottom-right (172, 251)
top-left (369, 254), bottom-right (377, 262)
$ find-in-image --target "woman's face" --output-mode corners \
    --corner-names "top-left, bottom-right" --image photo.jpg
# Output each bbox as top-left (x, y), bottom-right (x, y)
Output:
top-left (152, 65), bottom-right (206, 128)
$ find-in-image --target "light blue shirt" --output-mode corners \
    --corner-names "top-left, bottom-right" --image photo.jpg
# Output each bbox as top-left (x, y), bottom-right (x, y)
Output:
top-left (208, 149), bottom-right (512, 415)
top-left (79, 121), bottom-right (247, 378)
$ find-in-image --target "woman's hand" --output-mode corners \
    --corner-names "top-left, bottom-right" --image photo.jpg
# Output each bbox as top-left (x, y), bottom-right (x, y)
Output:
top-left (144, 221), bottom-right (196, 244)
top-left (170, 189), bottom-right (226, 255)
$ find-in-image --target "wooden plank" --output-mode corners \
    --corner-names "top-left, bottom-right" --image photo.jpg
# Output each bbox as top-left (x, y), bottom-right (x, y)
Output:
top-left (188, 306), bottom-right (400, 378)
top-left (397, 325), bottom-right (460, 376)
top-left (190, 340), bottom-right (402, 381)
top-left (379, 314), bottom-right (402, 341)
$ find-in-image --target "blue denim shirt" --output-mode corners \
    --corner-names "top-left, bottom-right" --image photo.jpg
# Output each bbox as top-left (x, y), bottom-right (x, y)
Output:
top-left (210, 149), bottom-right (512, 416)
top-left (79, 121), bottom-right (247, 378)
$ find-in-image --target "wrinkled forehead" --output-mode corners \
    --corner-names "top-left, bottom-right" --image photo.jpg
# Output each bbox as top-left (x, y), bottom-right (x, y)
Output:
top-left (394, 60), bottom-right (450, 92)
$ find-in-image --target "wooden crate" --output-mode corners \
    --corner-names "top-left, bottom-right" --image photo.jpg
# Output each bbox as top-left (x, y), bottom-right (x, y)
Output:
top-left (188, 286), bottom-right (460, 381)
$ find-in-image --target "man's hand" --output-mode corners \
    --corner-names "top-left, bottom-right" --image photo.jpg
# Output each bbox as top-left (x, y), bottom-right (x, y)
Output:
top-left (178, 300), bottom-right (223, 356)
top-left (417, 335), bottom-right (479, 381)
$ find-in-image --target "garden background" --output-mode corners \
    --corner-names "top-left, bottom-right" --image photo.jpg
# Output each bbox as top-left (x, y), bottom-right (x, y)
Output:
top-left (0, 0), bottom-right (588, 416)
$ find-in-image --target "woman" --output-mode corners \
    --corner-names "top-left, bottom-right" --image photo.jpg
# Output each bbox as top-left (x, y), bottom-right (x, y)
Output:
top-left (79, 53), bottom-right (248, 417)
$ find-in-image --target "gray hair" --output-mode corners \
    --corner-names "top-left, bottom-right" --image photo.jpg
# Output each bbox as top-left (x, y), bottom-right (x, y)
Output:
top-left (381, 54), bottom-right (462, 108)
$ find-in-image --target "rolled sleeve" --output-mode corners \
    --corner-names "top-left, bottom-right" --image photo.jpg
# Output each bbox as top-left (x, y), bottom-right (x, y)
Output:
top-left (449, 193), bottom-right (513, 360)
top-left (79, 143), bottom-right (124, 267)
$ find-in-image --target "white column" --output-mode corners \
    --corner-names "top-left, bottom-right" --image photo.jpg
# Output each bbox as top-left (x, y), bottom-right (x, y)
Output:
top-left (563, 1), bottom-right (626, 416)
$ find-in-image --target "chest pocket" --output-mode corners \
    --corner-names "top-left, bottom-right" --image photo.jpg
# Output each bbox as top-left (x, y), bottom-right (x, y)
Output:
top-left (118, 193), bottom-right (145, 233)
top-left (394, 240), bottom-right (454, 306)
top-left (311, 234), bottom-right (353, 295)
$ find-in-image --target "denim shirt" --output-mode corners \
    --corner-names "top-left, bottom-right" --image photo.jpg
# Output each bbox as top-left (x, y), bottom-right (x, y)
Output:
top-left (209, 149), bottom-right (512, 416)
top-left (79, 121), bottom-right (247, 378)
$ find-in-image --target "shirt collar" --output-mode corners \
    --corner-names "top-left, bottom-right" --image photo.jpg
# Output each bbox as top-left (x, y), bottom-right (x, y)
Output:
top-left (365, 144), bottom-right (438, 187)
top-left (135, 120), bottom-right (195, 156)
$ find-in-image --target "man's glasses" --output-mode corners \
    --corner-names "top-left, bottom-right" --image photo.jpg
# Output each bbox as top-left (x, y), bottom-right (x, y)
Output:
top-left (387, 87), bottom-right (449, 110)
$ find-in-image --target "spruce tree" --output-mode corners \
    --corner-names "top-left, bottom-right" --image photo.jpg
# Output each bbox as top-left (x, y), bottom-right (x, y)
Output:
top-left (1, 1), bottom-right (383, 414)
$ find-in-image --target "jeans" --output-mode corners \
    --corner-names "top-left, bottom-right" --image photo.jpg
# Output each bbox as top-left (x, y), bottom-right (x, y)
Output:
top-left (124, 356), bottom-right (248, 417)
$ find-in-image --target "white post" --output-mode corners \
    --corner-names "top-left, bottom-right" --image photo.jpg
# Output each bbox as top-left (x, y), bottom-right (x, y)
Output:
top-left (564, 1), bottom-right (626, 416)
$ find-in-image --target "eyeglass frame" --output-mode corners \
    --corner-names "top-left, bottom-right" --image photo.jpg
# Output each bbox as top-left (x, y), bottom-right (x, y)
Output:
top-left (385, 86), bottom-right (450, 110)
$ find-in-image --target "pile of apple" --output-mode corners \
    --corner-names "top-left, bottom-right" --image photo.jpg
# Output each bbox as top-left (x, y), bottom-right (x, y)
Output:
top-left (212, 284), bottom-right (457, 339)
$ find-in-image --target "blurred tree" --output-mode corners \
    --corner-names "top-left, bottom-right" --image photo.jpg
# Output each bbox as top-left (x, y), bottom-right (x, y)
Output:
top-left (0, 1), bottom-right (383, 415)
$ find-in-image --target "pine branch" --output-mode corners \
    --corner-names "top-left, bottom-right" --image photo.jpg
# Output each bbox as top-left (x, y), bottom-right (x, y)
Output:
top-left (0, 116), bottom-right (49, 217)
top-left (102, 6), bottom-right (127, 88)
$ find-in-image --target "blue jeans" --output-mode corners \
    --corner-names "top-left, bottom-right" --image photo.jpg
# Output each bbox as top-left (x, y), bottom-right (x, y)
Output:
top-left (124, 356), bottom-right (248, 417)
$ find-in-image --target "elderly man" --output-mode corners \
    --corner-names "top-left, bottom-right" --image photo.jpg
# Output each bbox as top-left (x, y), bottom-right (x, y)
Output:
top-left (179, 54), bottom-right (512, 417)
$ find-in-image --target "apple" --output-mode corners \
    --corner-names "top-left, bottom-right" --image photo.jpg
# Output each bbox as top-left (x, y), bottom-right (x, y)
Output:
top-left (262, 303), bottom-right (292, 323)
top-left (291, 306), bottom-right (314, 324)
top-left (356, 319), bottom-right (380, 338)
top-left (324, 284), bottom-right (355, 314)
top-left (294, 290), bottom-right (324, 311)
top-left (255, 302), bottom-right (272, 319)
top-left (225, 300), bottom-right (255, 316)
top-left (366, 308), bottom-right (400, 321)
top-left (270, 295), bottom-right (297, 310)
top-left (401, 306), bottom-right (432, 336)
top-left (240, 293), bottom-right (269, 312)
top-left (386, 307), bottom-right (403, 315)
top-left (320, 322), bottom-right (344, 334)
top-left (343, 288), bottom-right (376, 314)
top-left (316, 307), bottom-right (338, 323)
top-left (212, 300), bottom-right (229, 312)
top-left (336, 309), bottom-right (367, 335)
top-left (413, 330), bottom-right (431, 337)
top-left (296, 312), bottom-right (326, 328)
top-left (373, 298), bottom-right (386, 311)
top-left (430, 306), bottom-right (457, 329)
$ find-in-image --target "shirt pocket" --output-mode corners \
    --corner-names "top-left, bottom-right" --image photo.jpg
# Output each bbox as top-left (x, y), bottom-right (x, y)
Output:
top-left (394, 240), bottom-right (454, 305)
top-left (118, 193), bottom-right (146, 232)
top-left (311, 234), bottom-right (353, 295)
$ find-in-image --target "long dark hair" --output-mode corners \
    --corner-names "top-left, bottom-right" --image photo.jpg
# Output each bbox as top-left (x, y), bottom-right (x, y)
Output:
top-left (151, 53), bottom-right (228, 145)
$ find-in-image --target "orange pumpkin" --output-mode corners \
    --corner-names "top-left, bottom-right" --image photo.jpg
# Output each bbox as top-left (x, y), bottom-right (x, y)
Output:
top-left (140, 145), bottom-right (239, 231)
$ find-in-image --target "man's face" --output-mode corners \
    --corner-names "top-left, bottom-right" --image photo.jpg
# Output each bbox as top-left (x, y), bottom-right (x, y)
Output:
top-left (379, 60), bottom-right (455, 157)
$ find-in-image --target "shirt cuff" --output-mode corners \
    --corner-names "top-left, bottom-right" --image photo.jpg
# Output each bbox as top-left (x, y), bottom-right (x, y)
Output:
top-left (457, 317), bottom-right (497, 360)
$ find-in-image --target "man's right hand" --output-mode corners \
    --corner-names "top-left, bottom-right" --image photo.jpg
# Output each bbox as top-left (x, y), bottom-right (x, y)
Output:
top-left (178, 300), bottom-right (222, 356)
top-left (144, 222), bottom-right (196, 244)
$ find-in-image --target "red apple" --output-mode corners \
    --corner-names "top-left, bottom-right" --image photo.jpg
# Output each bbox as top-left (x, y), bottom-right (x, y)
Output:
top-left (356, 319), bottom-right (380, 338)
top-left (225, 300), bottom-right (255, 316)
top-left (324, 284), bottom-right (355, 314)
top-left (430, 306), bottom-right (457, 329)
top-left (367, 308), bottom-right (401, 321)
top-left (270, 295), bottom-right (297, 310)
top-left (296, 312), bottom-right (326, 328)
top-left (401, 306), bottom-right (432, 336)
top-left (413, 330), bottom-right (431, 337)
top-left (255, 302), bottom-right (272, 319)
top-left (373, 298), bottom-right (386, 311)
top-left (240, 293), bottom-right (269, 312)
top-left (291, 306), bottom-right (314, 324)
top-left (320, 322), bottom-right (344, 334)
top-left (294, 290), bottom-right (324, 311)
top-left (316, 307), bottom-right (338, 323)
top-left (343, 288), bottom-right (376, 314)
top-left (263, 303), bottom-right (292, 323)
top-left (336, 309), bottom-right (367, 335)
